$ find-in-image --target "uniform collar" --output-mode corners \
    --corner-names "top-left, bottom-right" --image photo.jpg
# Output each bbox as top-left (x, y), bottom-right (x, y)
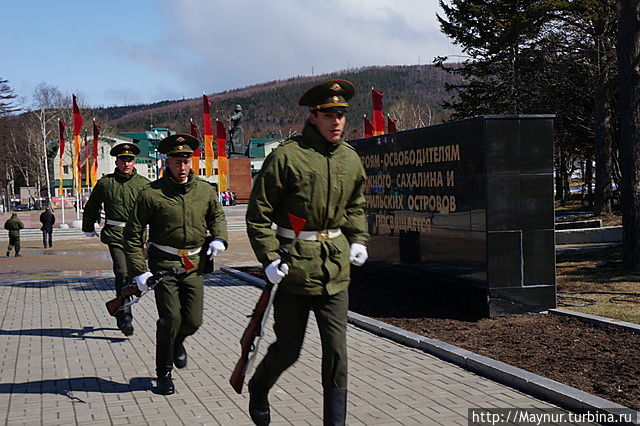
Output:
top-left (162, 170), bottom-right (196, 192)
top-left (302, 121), bottom-right (344, 155)
top-left (114, 167), bottom-right (137, 181)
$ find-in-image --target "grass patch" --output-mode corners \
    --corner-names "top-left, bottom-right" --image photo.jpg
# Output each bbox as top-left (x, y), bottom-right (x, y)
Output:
top-left (557, 245), bottom-right (640, 324)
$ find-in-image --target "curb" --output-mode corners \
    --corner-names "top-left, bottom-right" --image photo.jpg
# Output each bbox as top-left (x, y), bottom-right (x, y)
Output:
top-left (555, 226), bottom-right (622, 245)
top-left (222, 267), bottom-right (639, 422)
top-left (549, 308), bottom-right (640, 335)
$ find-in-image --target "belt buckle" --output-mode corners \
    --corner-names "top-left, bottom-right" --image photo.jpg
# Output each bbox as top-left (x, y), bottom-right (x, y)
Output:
top-left (177, 248), bottom-right (189, 257)
top-left (317, 230), bottom-right (330, 242)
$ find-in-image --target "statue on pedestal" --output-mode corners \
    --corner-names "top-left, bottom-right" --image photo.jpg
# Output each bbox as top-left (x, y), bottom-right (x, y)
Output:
top-left (228, 104), bottom-right (245, 156)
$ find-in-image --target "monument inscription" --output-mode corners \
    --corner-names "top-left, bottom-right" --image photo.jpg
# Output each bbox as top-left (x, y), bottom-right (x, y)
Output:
top-left (350, 115), bottom-right (556, 316)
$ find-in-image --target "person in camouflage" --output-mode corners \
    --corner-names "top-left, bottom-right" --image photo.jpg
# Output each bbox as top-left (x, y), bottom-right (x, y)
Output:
top-left (4, 213), bottom-right (25, 257)
top-left (82, 143), bottom-right (150, 336)
top-left (124, 134), bottom-right (228, 396)
top-left (245, 80), bottom-right (369, 426)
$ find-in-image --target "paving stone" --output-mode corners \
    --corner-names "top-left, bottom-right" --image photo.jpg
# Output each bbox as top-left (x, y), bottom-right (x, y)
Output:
top-left (0, 262), bottom-right (572, 424)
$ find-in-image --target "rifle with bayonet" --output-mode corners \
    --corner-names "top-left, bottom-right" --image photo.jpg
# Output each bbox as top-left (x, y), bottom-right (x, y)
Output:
top-left (229, 213), bottom-right (307, 394)
top-left (105, 267), bottom-right (185, 317)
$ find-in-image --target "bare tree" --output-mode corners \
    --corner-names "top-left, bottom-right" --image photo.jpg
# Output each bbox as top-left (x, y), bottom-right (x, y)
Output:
top-left (388, 98), bottom-right (434, 131)
top-left (31, 83), bottom-right (65, 201)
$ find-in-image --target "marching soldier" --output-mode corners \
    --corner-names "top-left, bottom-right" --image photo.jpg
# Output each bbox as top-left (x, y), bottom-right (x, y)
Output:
top-left (245, 80), bottom-right (369, 425)
top-left (4, 213), bottom-right (24, 257)
top-left (82, 142), bottom-right (150, 336)
top-left (123, 134), bottom-right (228, 395)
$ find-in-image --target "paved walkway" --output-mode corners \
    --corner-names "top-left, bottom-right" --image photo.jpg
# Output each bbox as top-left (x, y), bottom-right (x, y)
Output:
top-left (0, 271), bottom-right (575, 425)
top-left (0, 204), bottom-right (584, 425)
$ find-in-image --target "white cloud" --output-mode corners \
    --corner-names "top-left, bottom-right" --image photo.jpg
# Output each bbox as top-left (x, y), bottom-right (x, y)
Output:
top-left (109, 0), bottom-right (460, 97)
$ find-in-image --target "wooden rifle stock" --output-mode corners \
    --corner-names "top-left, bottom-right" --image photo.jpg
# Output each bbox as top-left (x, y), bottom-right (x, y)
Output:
top-left (229, 282), bottom-right (274, 394)
top-left (106, 285), bottom-right (142, 316)
top-left (105, 267), bottom-right (184, 317)
top-left (230, 213), bottom-right (306, 393)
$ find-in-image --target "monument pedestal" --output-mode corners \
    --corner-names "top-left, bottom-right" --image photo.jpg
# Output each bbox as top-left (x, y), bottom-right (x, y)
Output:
top-left (228, 158), bottom-right (252, 204)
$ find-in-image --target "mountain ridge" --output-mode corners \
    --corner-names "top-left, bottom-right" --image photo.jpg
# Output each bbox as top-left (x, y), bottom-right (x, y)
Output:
top-left (99, 65), bottom-right (460, 140)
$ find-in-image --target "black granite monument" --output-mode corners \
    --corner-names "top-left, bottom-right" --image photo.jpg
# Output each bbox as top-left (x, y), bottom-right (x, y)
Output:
top-left (349, 115), bottom-right (556, 316)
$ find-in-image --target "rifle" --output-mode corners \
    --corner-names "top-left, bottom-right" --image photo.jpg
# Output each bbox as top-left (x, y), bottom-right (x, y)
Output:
top-left (229, 279), bottom-right (278, 394)
top-left (229, 213), bottom-right (307, 394)
top-left (105, 267), bottom-right (185, 317)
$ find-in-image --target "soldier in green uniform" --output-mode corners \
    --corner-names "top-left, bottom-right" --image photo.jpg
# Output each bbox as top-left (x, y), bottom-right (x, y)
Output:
top-left (83, 142), bottom-right (150, 336)
top-left (4, 213), bottom-right (24, 257)
top-left (245, 80), bottom-right (369, 426)
top-left (123, 134), bottom-right (228, 396)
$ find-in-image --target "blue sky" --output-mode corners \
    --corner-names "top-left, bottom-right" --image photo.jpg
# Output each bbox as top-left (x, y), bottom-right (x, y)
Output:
top-left (2, 0), bottom-right (462, 108)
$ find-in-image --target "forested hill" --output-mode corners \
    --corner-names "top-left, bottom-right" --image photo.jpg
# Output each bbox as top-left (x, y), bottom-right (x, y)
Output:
top-left (103, 65), bottom-right (460, 140)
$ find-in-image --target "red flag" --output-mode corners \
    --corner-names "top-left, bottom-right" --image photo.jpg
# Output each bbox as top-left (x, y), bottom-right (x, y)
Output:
top-left (72, 95), bottom-right (84, 191)
top-left (190, 118), bottom-right (201, 175)
top-left (387, 115), bottom-right (398, 133)
top-left (364, 115), bottom-right (374, 138)
top-left (203, 95), bottom-right (214, 177)
top-left (72, 95), bottom-right (83, 134)
top-left (58, 120), bottom-right (67, 158)
top-left (372, 89), bottom-right (384, 136)
top-left (91, 120), bottom-right (100, 187)
top-left (216, 119), bottom-right (228, 192)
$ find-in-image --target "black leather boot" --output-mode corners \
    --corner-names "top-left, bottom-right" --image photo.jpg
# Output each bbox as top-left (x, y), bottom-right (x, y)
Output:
top-left (115, 276), bottom-right (134, 336)
top-left (173, 336), bottom-right (187, 369)
top-left (323, 388), bottom-right (347, 426)
top-left (155, 345), bottom-right (175, 395)
top-left (155, 369), bottom-right (175, 395)
top-left (248, 377), bottom-right (270, 426)
top-left (118, 308), bottom-right (134, 336)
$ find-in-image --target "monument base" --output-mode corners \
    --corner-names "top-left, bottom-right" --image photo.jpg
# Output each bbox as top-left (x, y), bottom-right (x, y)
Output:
top-left (228, 158), bottom-right (252, 204)
top-left (351, 262), bottom-right (555, 317)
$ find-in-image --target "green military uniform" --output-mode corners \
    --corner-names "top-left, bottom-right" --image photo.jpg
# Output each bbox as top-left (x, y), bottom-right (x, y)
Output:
top-left (123, 133), bottom-right (228, 395)
top-left (4, 213), bottom-right (24, 257)
top-left (82, 143), bottom-right (149, 335)
top-left (245, 80), bottom-right (369, 426)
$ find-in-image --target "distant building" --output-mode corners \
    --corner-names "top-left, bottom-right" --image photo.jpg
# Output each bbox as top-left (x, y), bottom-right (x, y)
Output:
top-left (52, 127), bottom-right (275, 197)
top-left (246, 137), bottom-right (283, 179)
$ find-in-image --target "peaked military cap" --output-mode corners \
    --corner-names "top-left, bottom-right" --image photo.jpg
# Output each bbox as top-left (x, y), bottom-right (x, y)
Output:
top-left (158, 133), bottom-right (199, 157)
top-left (110, 143), bottom-right (140, 157)
top-left (299, 79), bottom-right (355, 113)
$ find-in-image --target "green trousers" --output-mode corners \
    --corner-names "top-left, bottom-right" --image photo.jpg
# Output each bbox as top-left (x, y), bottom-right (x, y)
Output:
top-left (149, 255), bottom-right (203, 373)
top-left (108, 245), bottom-right (129, 294)
top-left (251, 289), bottom-right (349, 391)
top-left (108, 245), bottom-right (132, 319)
top-left (6, 235), bottom-right (20, 256)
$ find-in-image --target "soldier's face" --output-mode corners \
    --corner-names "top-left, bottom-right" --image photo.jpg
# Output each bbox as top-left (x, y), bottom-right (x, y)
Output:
top-left (115, 157), bottom-right (135, 175)
top-left (166, 156), bottom-right (191, 183)
top-left (309, 112), bottom-right (346, 143)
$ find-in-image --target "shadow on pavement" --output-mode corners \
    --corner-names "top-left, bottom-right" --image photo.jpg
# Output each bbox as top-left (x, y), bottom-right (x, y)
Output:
top-left (0, 326), bottom-right (128, 343)
top-left (0, 277), bottom-right (114, 291)
top-left (202, 271), bottom-right (253, 287)
top-left (0, 377), bottom-right (154, 401)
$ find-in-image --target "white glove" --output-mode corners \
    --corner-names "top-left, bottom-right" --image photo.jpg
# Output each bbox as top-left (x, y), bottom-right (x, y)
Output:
top-left (349, 243), bottom-right (368, 266)
top-left (84, 231), bottom-right (99, 237)
top-left (206, 238), bottom-right (226, 260)
top-left (264, 259), bottom-right (289, 285)
top-left (135, 272), bottom-right (154, 292)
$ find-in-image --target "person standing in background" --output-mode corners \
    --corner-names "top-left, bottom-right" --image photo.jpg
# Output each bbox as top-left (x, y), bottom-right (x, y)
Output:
top-left (40, 206), bottom-right (56, 248)
top-left (4, 213), bottom-right (24, 257)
